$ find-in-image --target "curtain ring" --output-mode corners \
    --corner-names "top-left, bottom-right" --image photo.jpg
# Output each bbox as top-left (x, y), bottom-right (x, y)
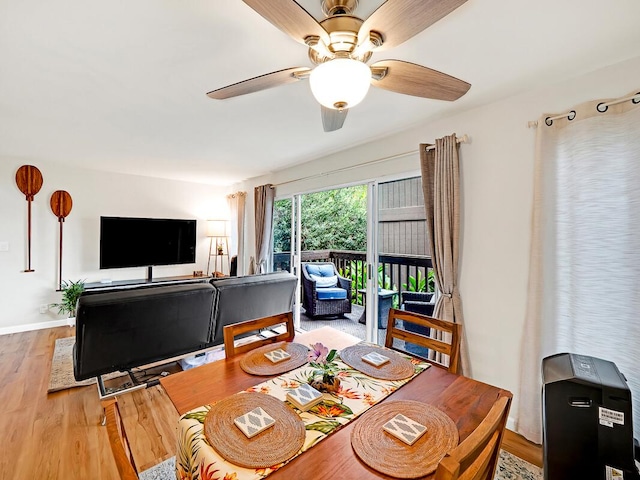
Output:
top-left (567, 110), bottom-right (576, 121)
top-left (545, 117), bottom-right (553, 126)
top-left (596, 102), bottom-right (608, 113)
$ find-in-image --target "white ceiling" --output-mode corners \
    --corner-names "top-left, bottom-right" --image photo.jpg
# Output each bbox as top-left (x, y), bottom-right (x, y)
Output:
top-left (1, 0), bottom-right (639, 186)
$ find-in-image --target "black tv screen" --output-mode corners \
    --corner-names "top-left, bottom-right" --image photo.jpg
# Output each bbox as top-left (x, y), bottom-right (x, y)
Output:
top-left (100, 216), bottom-right (196, 269)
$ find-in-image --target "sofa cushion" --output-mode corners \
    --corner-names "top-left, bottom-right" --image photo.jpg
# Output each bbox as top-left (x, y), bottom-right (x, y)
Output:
top-left (310, 274), bottom-right (337, 288)
top-left (305, 264), bottom-right (335, 277)
top-left (316, 287), bottom-right (347, 300)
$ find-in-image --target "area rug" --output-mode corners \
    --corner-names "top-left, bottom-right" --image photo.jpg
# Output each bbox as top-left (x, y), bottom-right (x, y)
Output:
top-left (48, 337), bottom-right (124, 393)
top-left (495, 450), bottom-right (543, 480)
top-left (140, 451), bottom-right (542, 480)
top-left (139, 456), bottom-right (175, 480)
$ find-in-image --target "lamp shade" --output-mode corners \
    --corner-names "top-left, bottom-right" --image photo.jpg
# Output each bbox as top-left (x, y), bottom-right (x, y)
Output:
top-left (309, 58), bottom-right (371, 110)
top-left (207, 219), bottom-right (228, 237)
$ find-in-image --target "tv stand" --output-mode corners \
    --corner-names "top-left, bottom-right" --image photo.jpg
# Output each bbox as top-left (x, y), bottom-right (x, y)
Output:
top-left (84, 274), bottom-right (209, 291)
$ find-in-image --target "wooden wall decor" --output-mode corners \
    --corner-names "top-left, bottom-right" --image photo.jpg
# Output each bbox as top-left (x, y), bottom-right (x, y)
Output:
top-left (15, 165), bottom-right (44, 272)
top-left (50, 190), bottom-right (73, 289)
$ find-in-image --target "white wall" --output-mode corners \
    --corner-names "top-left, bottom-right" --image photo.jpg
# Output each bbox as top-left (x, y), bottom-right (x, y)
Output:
top-left (0, 160), bottom-right (229, 331)
top-left (236, 56), bottom-right (640, 423)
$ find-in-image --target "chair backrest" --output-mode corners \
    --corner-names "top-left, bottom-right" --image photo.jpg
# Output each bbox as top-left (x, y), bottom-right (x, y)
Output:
top-left (434, 395), bottom-right (512, 480)
top-left (101, 397), bottom-right (138, 480)
top-left (385, 308), bottom-right (461, 374)
top-left (223, 312), bottom-right (295, 358)
top-left (301, 262), bottom-right (339, 284)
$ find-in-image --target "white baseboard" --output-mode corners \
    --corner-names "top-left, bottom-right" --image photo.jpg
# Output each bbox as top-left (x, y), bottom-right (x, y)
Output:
top-left (507, 416), bottom-right (516, 431)
top-left (0, 319), bottom-right (71, 336)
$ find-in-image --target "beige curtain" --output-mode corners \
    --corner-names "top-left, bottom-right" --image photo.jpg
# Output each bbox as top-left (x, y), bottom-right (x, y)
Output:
top-left (516, 90), bottom-right (640, 444)
top-left (420, 134), bottom-right (468, 375)
top-left (254, 184), bottom-right (275, 274)
top-left (227, 191), bottom-right (246, 276)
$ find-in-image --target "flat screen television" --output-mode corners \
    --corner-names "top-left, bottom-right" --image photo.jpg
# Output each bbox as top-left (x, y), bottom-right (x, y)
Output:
top-left (100, 216), bottom-right (196, 269)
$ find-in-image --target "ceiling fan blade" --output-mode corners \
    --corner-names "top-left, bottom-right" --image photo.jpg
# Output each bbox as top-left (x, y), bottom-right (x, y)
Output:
top-left (358, 0), bottom-right (468, 51)
top-left (206, 67), bottom-right (311, 100)
top-left (321, 106), bottom-right (348, 132)
top-left (371, 60), bottom-right (470, 101)
top-left (243, 0), bottom-right (330, 46)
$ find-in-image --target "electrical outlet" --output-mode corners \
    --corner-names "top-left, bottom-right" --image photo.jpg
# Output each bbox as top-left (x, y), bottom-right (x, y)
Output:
top-left (39, 304), bottom-right (49, 314)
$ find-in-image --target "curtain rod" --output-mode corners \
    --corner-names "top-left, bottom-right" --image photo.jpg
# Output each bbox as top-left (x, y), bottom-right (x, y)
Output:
top-left (273, 134), bottom-right (469, 187)
top-left (527, 91), bottom-right (640, 128)
top-left (424, 134), bottom-right (469, 151)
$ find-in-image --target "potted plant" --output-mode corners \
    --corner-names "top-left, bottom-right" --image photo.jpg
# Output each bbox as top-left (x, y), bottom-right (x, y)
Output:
top-left (54, 279), bottom-right (85, 318)
top-left (307, 342), bottom-right (341, 393)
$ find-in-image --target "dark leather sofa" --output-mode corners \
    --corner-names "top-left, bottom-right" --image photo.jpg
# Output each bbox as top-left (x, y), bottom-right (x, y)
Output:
top-left (73, 272), bottom-right (297, 381)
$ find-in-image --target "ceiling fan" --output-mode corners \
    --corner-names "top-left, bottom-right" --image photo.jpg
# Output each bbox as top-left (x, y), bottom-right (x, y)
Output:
top-left (207, 0), bottom-right (471, 132)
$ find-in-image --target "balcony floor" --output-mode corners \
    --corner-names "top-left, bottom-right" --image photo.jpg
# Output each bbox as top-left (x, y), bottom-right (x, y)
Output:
top-left (300, 304), bottom-right (386, 346)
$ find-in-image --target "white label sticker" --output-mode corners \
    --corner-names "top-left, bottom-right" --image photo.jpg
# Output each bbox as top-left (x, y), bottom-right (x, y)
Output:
top-left (600, 407), bottom-right (624, 426)
top-left (606, 465), bottom-right (624, 480)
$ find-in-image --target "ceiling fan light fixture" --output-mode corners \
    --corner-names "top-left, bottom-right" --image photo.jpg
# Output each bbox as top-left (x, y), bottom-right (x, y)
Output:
top-left (309, 58), bottom-right (371, 110)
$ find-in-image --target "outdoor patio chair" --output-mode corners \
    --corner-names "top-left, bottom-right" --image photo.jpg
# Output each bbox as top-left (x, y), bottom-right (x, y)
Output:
top-left (401, 291), bottom-right (435, 357)
top-left (401, 291), bottom-right (435, 316)
top-left (301, 262), bottom-right (352, 318)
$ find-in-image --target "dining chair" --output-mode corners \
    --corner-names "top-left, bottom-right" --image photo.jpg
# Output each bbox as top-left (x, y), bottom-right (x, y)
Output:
top-left (385, 308), bottom-right (461, 374)
top-left (223, 312), bottom-right (295, 358)
top-left (434, 395), bottom-right (512, 480)
top-left (101, 397), bottom-right (139, 480)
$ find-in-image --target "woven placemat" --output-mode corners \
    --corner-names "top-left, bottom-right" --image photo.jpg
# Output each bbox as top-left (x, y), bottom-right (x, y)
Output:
top-left (351, 401), bottom-right (459, 478)
top-left (239, 342), bottom-right (309, 376)
top-left (204, 392), bottom-right (306, 469)
top-left (340, 344), bottom-right (415, 380)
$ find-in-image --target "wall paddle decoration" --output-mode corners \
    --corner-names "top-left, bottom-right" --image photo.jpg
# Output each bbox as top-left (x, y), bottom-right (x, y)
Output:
top-left (50, 190), bottom-right (73, 289)
top-left (15, 165), bottom-right (43, 272)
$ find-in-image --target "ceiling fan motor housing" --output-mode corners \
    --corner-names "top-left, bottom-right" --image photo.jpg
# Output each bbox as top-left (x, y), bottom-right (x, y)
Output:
top-left (321, 0), bottom-right (359, 17)
top-left (309, 15), bottom-right (371, 64)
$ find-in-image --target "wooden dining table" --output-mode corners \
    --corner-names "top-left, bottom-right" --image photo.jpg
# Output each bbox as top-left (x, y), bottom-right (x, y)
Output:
top-left (160, 326), bottom-right (511, 479)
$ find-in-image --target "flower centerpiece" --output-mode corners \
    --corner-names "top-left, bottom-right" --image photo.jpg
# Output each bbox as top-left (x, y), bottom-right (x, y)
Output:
top-left (308, 342), bottom-right (341, 393)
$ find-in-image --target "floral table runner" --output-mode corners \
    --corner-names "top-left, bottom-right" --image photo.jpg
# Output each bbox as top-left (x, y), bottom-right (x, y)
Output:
top-left (176, 344), bottom-right (430, 480)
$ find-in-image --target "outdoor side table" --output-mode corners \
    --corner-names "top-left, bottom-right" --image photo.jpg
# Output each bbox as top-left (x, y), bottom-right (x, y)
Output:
top-left (357, 288), bottom-right (398, 329)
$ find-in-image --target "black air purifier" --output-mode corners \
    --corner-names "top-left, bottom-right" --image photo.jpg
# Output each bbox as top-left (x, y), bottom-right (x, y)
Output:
top-left (542, 353), bottom-right (639, 480)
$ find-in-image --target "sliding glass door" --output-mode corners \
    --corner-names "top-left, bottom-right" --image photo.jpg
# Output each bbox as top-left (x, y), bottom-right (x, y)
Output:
top-left (271, 175), bottom-right (430, 342)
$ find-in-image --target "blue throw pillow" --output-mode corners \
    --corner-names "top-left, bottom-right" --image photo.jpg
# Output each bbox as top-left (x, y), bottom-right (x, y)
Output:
top-left (305, 264), bottom-right (336, 278)
top-left (305, 264), bottom-right (321, 277)
top-left (317, 264), bottom-right (335, 277)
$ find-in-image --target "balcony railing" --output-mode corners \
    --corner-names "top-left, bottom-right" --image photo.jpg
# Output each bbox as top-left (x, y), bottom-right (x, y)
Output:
top-left (273, 250), bottom-right (433, 305)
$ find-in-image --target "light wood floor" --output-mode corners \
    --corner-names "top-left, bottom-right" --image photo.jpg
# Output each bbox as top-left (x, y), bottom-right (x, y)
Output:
top-left (0, 326), bottom-right (542, 479)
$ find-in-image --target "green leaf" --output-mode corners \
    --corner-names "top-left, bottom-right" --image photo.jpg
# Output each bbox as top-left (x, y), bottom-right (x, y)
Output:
top-left (305, 420), bottom-right (341, 434)
top-left (53, 279), bottom-right (85, 316)
top-left (326, 349), bottom-right (337, 362)
top-left (183, 409), bottom-right (209, 424)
